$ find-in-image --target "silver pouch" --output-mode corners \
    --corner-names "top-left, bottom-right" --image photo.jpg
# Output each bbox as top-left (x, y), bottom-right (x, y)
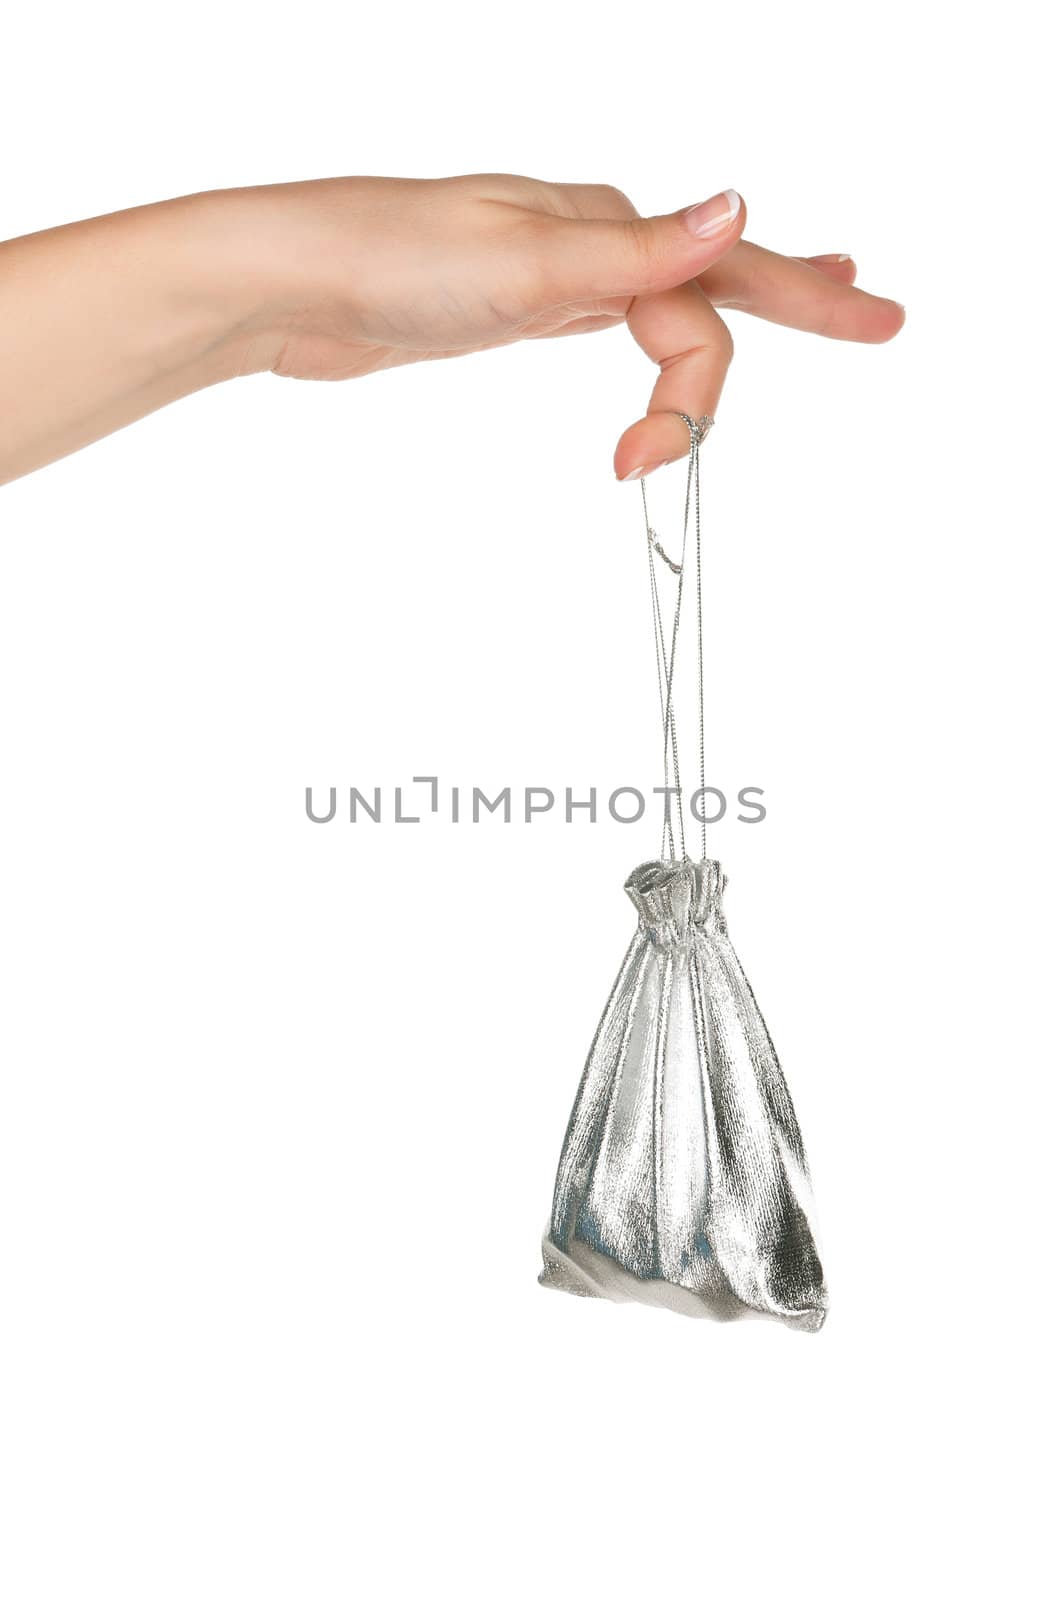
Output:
top-left (540, 856), bottom-right (827, 1331)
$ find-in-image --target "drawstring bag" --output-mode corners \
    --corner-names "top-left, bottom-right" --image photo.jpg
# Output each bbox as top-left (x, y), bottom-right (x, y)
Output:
top-left (539, 855), bottom-right (826, 1330)
top-left (539, 417), bottom-right (827, 1331)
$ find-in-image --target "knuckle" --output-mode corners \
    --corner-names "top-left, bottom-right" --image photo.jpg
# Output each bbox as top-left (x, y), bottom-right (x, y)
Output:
top-left (589, 182), bottom-right (636, 216)
top-left (815, 298), bottom-right (843, 338)
top-left (716, 320), bottom-right (735, 365)
top-left (518, 213), bottom-right (577, 298)
top-left (621, 216), bottom-right (668, 287)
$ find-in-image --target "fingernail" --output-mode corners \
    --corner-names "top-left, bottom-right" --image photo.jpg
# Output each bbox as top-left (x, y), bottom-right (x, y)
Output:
top-left (809, 252), bottom-right (851, 264)
top-left (620, 461), bottom-right (667, 482)
top-left (683, 188), bottom-right (741, 240)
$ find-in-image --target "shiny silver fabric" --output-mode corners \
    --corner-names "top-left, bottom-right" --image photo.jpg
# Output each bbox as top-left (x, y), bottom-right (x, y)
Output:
top-left (540, 858), bottom-right (827, 1331)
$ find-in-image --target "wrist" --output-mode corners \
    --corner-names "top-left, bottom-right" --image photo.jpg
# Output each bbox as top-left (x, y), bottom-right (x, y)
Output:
top-left (173, 180), bottom-right (374, 380)
top-left (152, 187), bottom-right (297, 381)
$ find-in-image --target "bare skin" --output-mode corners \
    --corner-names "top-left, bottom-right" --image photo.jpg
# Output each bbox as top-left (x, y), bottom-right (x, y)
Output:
top-left (0, 175), bottom-right (903, 487)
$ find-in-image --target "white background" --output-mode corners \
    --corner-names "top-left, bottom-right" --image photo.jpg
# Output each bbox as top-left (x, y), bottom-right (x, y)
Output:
top-left (1, 3), bottom-right (1058, 1595)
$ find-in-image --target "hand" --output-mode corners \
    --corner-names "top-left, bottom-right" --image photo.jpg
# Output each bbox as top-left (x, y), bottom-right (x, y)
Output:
top-left (249, 175), bottom-right (903, 477)
top-left (0, 175), bottom-right (903, 486)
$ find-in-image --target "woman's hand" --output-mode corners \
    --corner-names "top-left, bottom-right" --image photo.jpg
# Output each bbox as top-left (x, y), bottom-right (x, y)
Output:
top-left (255, 175), bottom-right (903, 478)
top-left (0, 175), bottom-right (903, 486)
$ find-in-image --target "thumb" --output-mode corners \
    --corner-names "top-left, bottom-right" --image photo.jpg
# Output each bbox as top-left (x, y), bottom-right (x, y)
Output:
top-left (533, 188), bottom-right (745, 303)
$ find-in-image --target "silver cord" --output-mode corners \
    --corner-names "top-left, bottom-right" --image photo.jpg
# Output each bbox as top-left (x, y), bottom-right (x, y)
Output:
top-left (643, 493), bottom-right (685, 859)
top-left (639, 414), bottom-right (712, 862)
top-left (693, 422), bottom-right (706, 861)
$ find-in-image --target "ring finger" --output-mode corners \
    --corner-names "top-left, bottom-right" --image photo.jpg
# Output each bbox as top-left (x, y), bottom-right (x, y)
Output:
top-left (613, 279), bottom-right (733, 480)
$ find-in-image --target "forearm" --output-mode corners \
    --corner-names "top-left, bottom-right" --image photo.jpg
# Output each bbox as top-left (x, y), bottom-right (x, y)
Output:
top-left (0, 190), bottom-right (281, 485)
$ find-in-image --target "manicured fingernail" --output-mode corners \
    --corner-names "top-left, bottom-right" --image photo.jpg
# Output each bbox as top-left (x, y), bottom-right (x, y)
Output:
top-left (809, 252), bottom-right (851, 264)
top-left (683, 188), bottom-right (741, 240)
top-left (620, 461), bottom-right (666, 482)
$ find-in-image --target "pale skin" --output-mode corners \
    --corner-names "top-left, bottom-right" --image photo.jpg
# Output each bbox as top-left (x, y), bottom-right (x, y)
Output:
top-left (0, 175), bottom-right (903, 488)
